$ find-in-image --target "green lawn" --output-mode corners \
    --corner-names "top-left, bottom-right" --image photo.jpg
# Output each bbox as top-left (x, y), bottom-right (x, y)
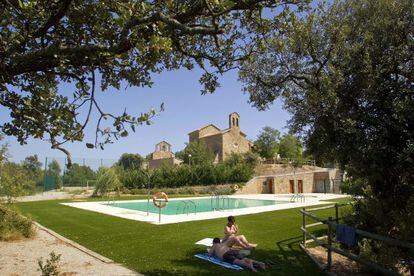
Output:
top-left (15, 196), bottom-right (351, 275)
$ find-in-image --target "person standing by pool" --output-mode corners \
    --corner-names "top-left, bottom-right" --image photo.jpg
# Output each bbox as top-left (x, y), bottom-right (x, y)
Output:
top-left (208, 238), bottom-right (265, 272)
top-left (222, 216), bottom-right (257, 250)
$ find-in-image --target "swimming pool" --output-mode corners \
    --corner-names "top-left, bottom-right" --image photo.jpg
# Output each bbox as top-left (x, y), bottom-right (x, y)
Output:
top-left (106, 197), bottom-right (288, 215)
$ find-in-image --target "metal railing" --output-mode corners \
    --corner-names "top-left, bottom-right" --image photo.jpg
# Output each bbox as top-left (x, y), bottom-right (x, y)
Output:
top-left (259, 158), bottom-right (316, 166)
top-left (290, 193), bottom-right (305, 203)
top-left (210, 194), bottom-right (230, 211)
top-left (175, 200), bottom-right (197, 215)
top-left (300, 203), bottom-right (414, 275)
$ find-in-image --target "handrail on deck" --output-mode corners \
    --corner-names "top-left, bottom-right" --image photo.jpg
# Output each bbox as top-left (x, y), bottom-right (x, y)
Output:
top-left (300, 202), bottom-right (414, 275)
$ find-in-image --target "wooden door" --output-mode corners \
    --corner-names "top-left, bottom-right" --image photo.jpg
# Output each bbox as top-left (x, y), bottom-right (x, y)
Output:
top-left (298, 180), bottom-right (303, 193)
top-left (289, 180), bottom-right (294, 193)
top-left (267, 179), bottom-right (273, 194)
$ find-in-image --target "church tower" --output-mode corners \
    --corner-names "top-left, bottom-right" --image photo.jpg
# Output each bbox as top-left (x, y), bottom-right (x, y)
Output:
top-left (229, 112), bottom-right (240, 129)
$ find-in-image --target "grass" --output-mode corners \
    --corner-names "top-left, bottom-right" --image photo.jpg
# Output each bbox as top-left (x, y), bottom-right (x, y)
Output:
top-left (14, 196), bottom-right (352, 275)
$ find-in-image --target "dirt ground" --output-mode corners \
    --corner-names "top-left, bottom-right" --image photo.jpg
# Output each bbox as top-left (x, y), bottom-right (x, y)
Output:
top-left (306, 246), bottom-right (371, 276)
top-left (306, 246), bottom-right (412, 276)
top-left (0, 226), bottom-right (139, 276)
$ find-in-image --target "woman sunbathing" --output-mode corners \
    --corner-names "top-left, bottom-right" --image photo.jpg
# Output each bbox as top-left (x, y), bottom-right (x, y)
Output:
top-left (222, 216), bottom-right (257, 250)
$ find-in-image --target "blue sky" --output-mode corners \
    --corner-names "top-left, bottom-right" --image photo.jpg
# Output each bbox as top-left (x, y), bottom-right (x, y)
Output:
top-left (2, 65), bottom-right (291, 164)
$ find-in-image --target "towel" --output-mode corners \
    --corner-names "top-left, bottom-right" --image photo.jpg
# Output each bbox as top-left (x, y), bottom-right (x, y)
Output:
top-left (194, 253), bottom-right (244, 270)
top-left (336, 224), bottom-right (357, 246)
top-left (195, 238), bottom-right (214, 247)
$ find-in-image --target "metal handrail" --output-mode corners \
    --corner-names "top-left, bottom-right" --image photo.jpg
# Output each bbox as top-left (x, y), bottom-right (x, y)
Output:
top-left (176, 201), bottom-right (188, 214)
top-left (290, 193), bottom-right (305, 203)
top-left (187, 200), bottom-right (197, 215)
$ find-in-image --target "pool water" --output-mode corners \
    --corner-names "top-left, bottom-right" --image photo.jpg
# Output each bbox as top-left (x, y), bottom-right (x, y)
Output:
top-left (106, 197), bottom-right (288, 215)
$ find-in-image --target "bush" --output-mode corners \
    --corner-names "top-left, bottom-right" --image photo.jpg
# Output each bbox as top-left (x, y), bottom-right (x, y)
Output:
top-left (116, 154), bottom-right (255, 190)
top-left (0, 205), bottom-right (35, 241)
top-left (38, 251), bottom-right (61, 276)
top-left (93, 167), bottom-right (121, 197)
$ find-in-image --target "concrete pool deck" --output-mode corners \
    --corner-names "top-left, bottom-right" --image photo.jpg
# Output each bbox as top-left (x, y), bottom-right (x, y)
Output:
top-left (62, 193), bottom-right (349, 225)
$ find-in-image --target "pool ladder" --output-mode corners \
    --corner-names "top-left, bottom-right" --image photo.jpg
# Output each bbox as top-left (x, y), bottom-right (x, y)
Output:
top-left (210, 194), bottom-right (230, 211)
top-left (290, 193), bottom-right (305, 203)
top-left (176, 200), bottom-right (197, 215)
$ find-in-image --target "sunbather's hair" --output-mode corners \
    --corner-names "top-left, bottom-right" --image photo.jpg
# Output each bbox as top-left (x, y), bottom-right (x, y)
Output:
top-left (213, 238), bottom-right (221, 244)
top-left (227, 216), bottom-right (235, 223)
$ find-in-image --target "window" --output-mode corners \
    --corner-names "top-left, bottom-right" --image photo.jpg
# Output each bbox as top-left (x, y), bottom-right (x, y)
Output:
top-left (232, 117), bottom-right (235, 127)
top-left (236, 118), bottom-right (239, 127)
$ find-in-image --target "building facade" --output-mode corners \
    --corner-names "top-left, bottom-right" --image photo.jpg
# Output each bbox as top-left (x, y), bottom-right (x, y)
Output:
top-left (236, 164), bottom-right (343, 194)
top-left (188, 112), bottom-right (253, 162)
top-left (148, 141), bottom-right (182, 169)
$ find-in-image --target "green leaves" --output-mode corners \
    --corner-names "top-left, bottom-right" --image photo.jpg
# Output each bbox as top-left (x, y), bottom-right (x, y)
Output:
top-left (86, 143), bottom-right (94, 149)
top-left (1, 0), bottom-right (309, 163)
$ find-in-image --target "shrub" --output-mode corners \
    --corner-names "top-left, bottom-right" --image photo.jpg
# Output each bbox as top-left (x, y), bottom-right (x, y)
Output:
top-left (38, 251), bottom-right (61, 276)
top-left (119, 169), bottom-right (149, 189)
top-left (93, 167), bottom-right (121, 197)
top-left (0, 205), bottom-right (35, 241)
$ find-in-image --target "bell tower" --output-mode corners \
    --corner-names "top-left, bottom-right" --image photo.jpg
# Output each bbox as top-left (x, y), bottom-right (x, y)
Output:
top-left (229, 112), bottom-right (240, 129)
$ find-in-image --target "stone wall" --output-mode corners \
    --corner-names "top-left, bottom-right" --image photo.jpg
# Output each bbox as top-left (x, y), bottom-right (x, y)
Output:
top-left (199, 125), bottom-right (221, 138)
top-left (152, 151), bottom-right (173, 160)
top-left (148, 158), bottom-right (175, 169)
top-left (222, 128), bottom-right (251, 160)
top-left (199, 134), bottom-right (223, 162)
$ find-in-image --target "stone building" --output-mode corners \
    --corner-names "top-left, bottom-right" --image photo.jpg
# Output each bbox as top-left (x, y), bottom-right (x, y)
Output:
top-left (148, 141), bottom-right (182, 169)
top-left (188, 112), bottom-right (253, 162)
top-left (236, 164), bottom-right (343, 194)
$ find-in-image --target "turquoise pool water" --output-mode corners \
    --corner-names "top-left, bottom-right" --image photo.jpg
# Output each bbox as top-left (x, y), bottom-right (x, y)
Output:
top-left (106, 197), bottom-right (288, 215)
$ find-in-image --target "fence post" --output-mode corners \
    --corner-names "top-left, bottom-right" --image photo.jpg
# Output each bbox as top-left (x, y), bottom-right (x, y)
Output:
top-left (327, 216), bottom-right (333, 271)
top-left (335, 204), bottom-right (339, 224)
top-left (302, 208), bottom-right (306, 247)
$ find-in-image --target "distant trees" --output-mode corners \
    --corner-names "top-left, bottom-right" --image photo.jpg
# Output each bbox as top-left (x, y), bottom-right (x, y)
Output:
top-left (0, 137), bottom-right (37, 201)
top-left (22, 155), bottom-right (43, 186)
top-left (63, 164), bottom-right (96, 187)
top-left (180, 141), bottom-right (214, 165)
top-left (254, 127), bottom-right (303, 160)
top-left (254, 127), bottom-right (280, 159)
top-left (47, 160), bottom-right (62, 188)
top-left (117, 153), bottom-right (144, 170)
top-left (279, 134), bottom-right (302, 160)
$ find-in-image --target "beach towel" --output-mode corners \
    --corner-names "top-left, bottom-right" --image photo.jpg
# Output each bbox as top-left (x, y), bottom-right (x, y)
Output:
top-left (336, 224), bottom-right (357, 246)
top-left (194, 253), bottom-right (244, 270)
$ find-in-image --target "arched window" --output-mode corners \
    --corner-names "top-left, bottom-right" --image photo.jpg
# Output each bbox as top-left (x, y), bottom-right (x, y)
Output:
top-left (236, 118), bottom-right (239, 127)
top-left (232, 117), bottom-right (235, 127)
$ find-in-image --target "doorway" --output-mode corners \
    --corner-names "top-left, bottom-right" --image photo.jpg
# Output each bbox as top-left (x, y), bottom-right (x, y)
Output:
top-left (267, 178), bottom-right (274, 194)
top-left (289, 180), bottom-right (294, 193)
top-left (298, 180), bottom-right (303, 193)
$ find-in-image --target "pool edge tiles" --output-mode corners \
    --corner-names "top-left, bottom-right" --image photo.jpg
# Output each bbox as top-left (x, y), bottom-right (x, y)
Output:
top-left (61, 194), bottom-right (350, 225)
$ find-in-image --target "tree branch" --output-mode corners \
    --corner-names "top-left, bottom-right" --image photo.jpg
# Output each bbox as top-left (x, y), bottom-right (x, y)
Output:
top-left (33, 0), bottom-right (73, 38)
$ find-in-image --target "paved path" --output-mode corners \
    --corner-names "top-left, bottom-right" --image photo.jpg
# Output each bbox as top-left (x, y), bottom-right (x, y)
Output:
top-left (0, 224), bottom-right (140, 276)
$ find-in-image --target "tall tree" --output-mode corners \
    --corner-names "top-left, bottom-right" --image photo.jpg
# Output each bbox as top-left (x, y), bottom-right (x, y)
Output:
top-left (182, 141), bottom-right (214, 165)
top-left (47, 159), bottom-right (62, 188)
top-left (22, 154), bottom-right (43, 186)
top-left (0, 0), bottom-right (308, 166)
top-left (63, 163), bottom-right (96, 186)
top-left (254, 126), bottom-right (280, 159)
top-left (22, 154), bottom-right (42, 174)
top-left (240, 0), bottom-right (414, 264)
top-left (278, 134), bottom-right (302, 159)
top-left (118, 153), bottom-right (144, 170)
